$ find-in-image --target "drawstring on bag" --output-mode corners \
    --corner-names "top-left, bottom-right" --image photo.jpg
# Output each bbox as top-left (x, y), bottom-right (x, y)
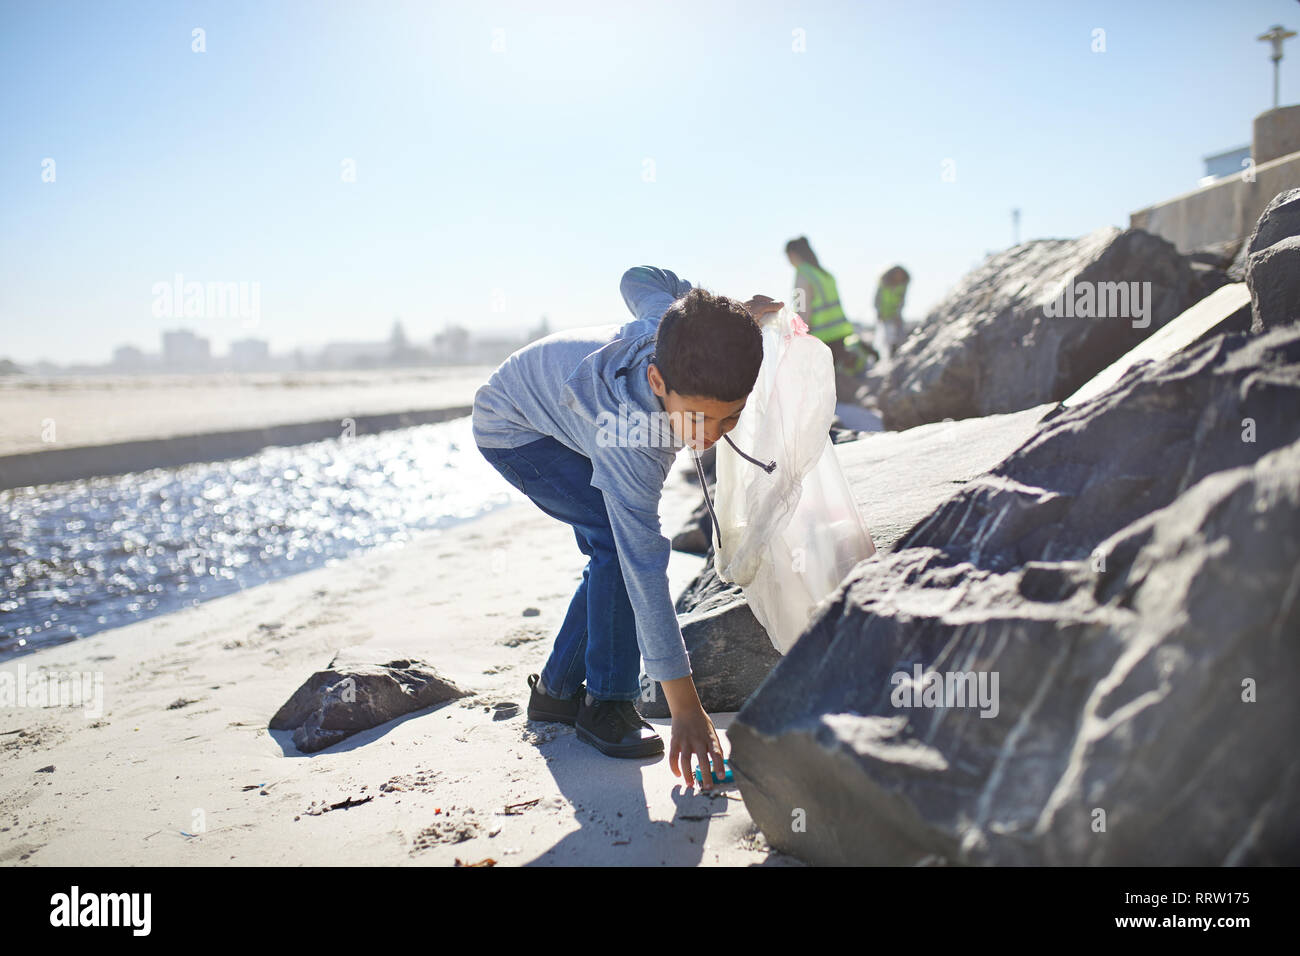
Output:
top-left (694, 435), bottom-right (776, 553)
top-left (723, 433), bottom-right (776, 474)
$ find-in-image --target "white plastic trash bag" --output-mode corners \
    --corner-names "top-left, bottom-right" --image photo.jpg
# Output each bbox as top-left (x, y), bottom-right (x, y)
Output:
top-left (707, 307), bottom-right (876, 654)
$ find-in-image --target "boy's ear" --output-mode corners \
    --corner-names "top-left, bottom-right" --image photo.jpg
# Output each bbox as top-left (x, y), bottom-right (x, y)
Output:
top-left (647, 363), bottom-right (667, 398)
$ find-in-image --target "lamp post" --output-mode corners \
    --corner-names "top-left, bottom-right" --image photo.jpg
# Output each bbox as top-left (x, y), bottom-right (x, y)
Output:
top-left (1257, 24), bottom-right (1297, 110)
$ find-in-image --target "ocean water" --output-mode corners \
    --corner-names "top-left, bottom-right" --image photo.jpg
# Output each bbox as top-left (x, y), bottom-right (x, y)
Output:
top-left (0, 416), bottom-right (520, 661)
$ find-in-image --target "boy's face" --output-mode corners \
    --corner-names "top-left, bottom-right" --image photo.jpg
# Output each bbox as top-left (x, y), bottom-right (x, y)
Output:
top-left (647, 364), bottom-right (747, 452)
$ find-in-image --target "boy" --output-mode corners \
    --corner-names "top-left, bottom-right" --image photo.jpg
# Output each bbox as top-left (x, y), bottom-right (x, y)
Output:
top-left (472, 265), bottom-right (778, 790)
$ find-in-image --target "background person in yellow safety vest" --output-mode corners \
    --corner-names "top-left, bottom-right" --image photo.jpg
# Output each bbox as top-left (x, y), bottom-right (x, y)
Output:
top-left (785, 237), bottom-right (862, 404)
top-left (874, 265), bottom-right (910, 361)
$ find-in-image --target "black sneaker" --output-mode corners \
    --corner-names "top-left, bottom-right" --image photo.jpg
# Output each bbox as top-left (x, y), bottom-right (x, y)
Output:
top-left (575, 694), bottom-right (664, 758)
top-left (526, 673), bottom-right (584, 725)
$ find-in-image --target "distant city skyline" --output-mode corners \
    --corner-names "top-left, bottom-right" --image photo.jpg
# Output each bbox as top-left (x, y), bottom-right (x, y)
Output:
top-left (3, 0), bottom-right (1297, 365)
top-left (18, 317), bottom-right (552, 377)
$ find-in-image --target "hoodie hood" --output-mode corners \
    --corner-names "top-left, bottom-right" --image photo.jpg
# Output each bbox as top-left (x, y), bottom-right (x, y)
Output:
top-left (560, 328), bottom-right (683, 453)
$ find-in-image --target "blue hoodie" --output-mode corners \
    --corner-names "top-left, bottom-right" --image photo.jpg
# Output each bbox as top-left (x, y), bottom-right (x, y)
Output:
top-left (471, 266), bottom-right (695, 681)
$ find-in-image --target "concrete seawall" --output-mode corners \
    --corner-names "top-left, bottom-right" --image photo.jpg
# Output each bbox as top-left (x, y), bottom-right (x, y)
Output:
top-left (1130, 149), bottom-right (1300, 253)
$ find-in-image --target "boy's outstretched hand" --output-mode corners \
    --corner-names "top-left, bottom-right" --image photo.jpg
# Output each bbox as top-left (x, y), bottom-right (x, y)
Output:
top-left (669, 708), bottom-right (727, 791)
top-left (660, 675), bottom-right (728, 791)
top-left (742, 295), bottom-right (783, 321)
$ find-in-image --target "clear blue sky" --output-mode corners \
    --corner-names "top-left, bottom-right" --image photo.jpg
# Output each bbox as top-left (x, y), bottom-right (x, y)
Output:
top-left (2, 0), bottom-right (1297, 364)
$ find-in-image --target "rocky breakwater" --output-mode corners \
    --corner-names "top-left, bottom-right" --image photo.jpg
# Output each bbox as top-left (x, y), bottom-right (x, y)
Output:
top-left (865, 227), bottom-right (1203, 431)
top-left (725, 199), bottom-right (1300, 863)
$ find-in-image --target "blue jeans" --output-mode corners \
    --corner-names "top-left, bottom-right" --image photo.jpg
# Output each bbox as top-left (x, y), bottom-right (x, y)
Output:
top-left (477, 436), bottom-right (641, 702)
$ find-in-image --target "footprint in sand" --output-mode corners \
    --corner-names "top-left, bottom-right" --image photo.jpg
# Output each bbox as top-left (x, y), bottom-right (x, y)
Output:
top-left (520, 723), bottom-right (571, 746)
top-left (380, 769), bottom-right (442, 793)
top-left (1, 724), bottom-right (66, 754)
top-left (497, 625), bottom-right (546, 648)
top-left (410, 815), bottom-right (482, 852)
top-left (0, 841), bottom-right (43, 863)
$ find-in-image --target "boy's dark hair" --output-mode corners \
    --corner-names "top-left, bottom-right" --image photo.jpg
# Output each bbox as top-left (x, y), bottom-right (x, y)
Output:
top-left (653, 288), bottom-right (763, 401)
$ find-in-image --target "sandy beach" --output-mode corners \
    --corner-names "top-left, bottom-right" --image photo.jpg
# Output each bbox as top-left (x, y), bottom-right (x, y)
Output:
top-left (0, 368), bottom-right (493, 457)
top-left (0, 454), bottom-right (799, 867)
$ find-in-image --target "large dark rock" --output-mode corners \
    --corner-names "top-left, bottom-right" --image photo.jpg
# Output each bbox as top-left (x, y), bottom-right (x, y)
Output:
top-left (729, 322), bottom-right (1300, 865)
top-left (1244, 188), bottom-right (1300, 335)
top-left (639, 551), bottom-right (771, 717)
top-left (270, 647), bottom-right (468, 753)
top-left (907, 326), bottom-right (1300, 566)
top-left (1246, 238), bottom-right (1300, 335)
top-left (1183, 238), bottom-right (1242, 300)
top-left (655, 404), bottom-right (1056, 715)
top-left (872, 228), bottom-right (1197, 431)
top-left (1245, 187), bottom-right (1300, 258)
top-left (1059, 283), bottom-right (1253, 409)
top-left (1226, 238), bottom-right (1251, 283)
top-left (672, 546), bottom-right (742, 616)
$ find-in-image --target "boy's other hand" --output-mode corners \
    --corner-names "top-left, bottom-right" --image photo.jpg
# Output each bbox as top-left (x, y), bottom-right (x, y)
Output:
top-left (742, 295), bottom-right (783, 320)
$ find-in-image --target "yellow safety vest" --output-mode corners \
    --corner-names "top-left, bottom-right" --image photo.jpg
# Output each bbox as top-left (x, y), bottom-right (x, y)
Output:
top-left (876, 283), bottom-right (905, 321)
top-left (796, 262), bottom-right (854, 343)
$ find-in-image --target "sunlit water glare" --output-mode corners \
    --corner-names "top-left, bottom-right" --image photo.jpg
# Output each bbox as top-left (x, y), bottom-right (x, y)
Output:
top-left (1, 417), bottom-right (520, 661)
